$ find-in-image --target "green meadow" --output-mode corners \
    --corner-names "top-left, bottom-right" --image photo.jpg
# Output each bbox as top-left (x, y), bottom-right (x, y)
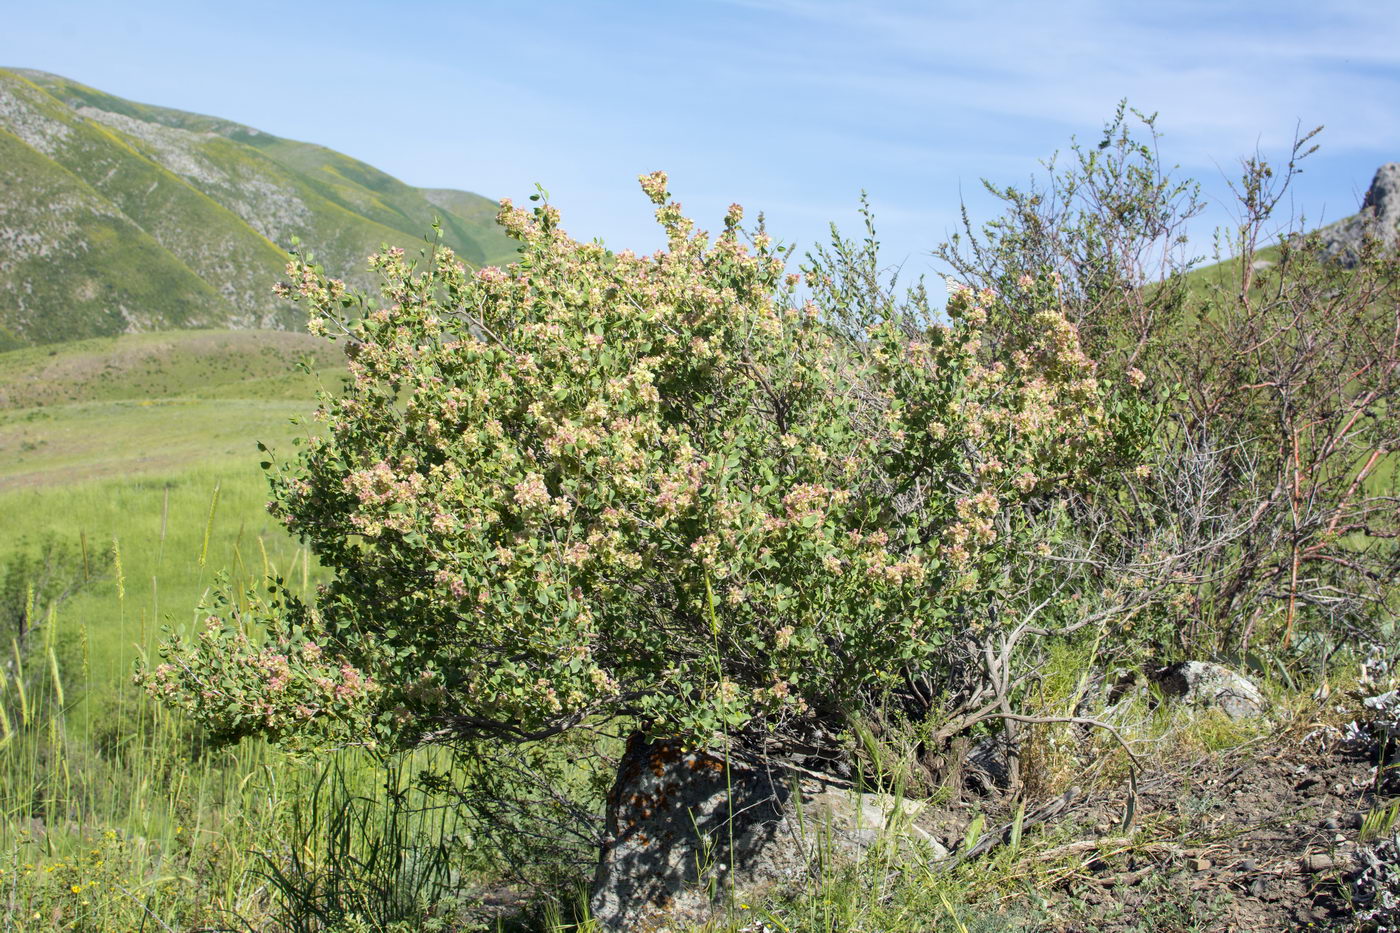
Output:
top-left (0, 330), bottom-right (416, 930)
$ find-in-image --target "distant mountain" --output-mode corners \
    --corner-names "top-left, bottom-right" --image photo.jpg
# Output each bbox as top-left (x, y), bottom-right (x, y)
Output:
top-left (0, 68), bottom-right (517, 350)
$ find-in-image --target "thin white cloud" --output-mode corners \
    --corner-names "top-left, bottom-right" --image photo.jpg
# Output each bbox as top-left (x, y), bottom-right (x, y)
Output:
top-left (709, 0), bottom-right (1400, 161)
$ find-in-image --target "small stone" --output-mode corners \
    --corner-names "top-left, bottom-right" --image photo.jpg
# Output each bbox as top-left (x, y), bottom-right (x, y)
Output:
top-left (1190, 858), bottom-right (1212, 872)
top-left (1238, 858), bottom-right (1258, 873)
top-left (1301, 853), bottom-right (1334, 873)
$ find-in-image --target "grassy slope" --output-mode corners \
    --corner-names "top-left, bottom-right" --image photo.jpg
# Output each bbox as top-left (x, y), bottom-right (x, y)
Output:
top-left (0, 329), bottom-right (342, 681)
top-left (0, 71), bottom-right (291, 320)
top-left (15, 68), bottom-right (518, 266)
top-left (0, 328), bottom-right (341, 407)
top-left (0, 67), bottom-right (517, 348)
top-left (15, 69), bottom-right (516, 253)
top-left (0, 330), bottom-right (341, 488)
top-left (421, 186), bottom-right (521, 266)
top-left (241, 136), bottom-right (521, 269)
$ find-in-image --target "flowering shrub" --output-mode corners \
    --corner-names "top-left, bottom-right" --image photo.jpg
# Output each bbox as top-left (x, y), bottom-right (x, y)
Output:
top-left (142, 173), bottom-right (1144, 749)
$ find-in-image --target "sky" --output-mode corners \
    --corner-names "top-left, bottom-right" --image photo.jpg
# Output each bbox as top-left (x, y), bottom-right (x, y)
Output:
top-left (4, 0), bottom-right (1400, 283)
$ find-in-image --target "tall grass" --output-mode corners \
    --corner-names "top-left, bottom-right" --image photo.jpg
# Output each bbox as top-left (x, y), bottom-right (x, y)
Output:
top-left (0, 463), bottom-right (547, 931)
top-left (0, 464), bottom-right (303, 928)
top-left (0, 339), bottom-right (541, 929)
top-left (0, 626), bottom-right (286, 929)
top-left (255, 750), bottom-right (477, 932)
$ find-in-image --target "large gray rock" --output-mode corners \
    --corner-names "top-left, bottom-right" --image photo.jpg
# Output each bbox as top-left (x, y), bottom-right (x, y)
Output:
top-left (1319, 163), bottom-right (1400, 266)
top-left (1149, 661), bottom-right (1265, 720)
top-left (590, 735), bottom-right (944, 931)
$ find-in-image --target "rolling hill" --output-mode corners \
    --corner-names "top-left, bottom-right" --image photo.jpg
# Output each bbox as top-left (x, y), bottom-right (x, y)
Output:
top-left (0, 67), bottom-right (516, 350)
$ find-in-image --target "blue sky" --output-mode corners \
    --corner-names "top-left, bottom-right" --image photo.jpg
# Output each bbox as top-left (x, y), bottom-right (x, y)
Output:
top-left (5, 0), bottom-right (1400, 280)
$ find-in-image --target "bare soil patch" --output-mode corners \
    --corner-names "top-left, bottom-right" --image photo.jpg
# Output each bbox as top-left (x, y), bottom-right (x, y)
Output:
top-left (919, 704), bottom-right (1398, 932)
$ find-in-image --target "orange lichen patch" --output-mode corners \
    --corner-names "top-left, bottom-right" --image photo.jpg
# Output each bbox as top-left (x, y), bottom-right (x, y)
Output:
top-left (686, 754), bottom-right (726, 774)
top-left (626, 787), bottom-right (676, 820)
top-left (627, 793), bottom-right (655, 820)
top-left (648, 742), bottom-right (685, 777)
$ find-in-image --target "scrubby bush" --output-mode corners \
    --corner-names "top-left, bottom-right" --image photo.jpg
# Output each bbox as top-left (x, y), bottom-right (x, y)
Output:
top-left (141, 172), bottom-right (1150, 755)
top-left (940, 107), bottom-right (1400, 664)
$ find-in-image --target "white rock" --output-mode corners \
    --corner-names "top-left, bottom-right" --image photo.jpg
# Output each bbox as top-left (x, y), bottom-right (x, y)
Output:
top-left (1149, 661), bottom-right (1265, 719)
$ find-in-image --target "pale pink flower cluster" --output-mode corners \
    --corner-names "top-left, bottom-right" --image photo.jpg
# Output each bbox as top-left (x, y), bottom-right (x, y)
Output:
top-left (334, 663), bottom-right (365, 700)
top-left (638, 170), bottom-right (669, 206)
top-left (512, 473), bottom-right (551, 510)
top-left (781, 483), bottom-right (848, 523)
top-left (434, 569), bottom-right (469, 598)
top-left (344, 461), bottom-right (424, 506)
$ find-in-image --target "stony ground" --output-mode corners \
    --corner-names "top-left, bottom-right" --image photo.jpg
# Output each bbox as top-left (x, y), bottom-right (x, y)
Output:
top-left (910, 697), bottom-right (1399, 932)
top-left (1052, 734), bottom-right (1383, 930)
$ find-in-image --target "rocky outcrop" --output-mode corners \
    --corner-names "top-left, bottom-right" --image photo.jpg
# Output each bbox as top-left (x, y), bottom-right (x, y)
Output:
top-left (590, 735), bottom-right (944, 931)
top-left (1319, 163), bottom-right (1400, 266)
top-left (1149, 661), bottom-right (1266, 720)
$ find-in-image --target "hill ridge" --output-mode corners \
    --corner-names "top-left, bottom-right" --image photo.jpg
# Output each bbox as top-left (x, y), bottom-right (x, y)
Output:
top-left (0, 67), bottom-right (516, 349)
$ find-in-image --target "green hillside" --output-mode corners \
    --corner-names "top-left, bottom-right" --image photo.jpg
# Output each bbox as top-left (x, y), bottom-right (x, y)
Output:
top-left (0, 68), bottom-right (516, 348)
